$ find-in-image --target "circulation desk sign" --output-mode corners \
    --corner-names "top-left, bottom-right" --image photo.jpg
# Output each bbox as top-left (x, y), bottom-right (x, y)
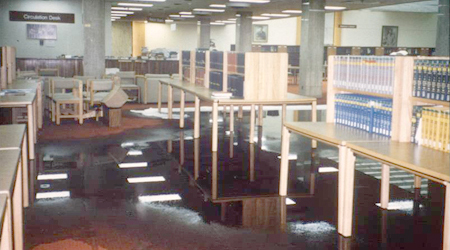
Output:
top-left (10, 11), bottom-right (75, 23)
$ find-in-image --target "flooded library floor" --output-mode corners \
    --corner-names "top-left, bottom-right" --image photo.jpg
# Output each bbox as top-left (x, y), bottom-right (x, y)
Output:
top-left (25, 109), bottom-right (444, 250)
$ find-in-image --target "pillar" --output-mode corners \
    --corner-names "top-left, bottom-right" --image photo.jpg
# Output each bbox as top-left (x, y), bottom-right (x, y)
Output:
top-left (198, 17), bottom-right (211, 49)
top-left (82, 0), bottom-right (106, 78)
top-left (299, 0), bottom-right (325, 98)
top-left (435, 0), bottom-right (449, 56)
top-left (235, 12), bottom-right (253, 52)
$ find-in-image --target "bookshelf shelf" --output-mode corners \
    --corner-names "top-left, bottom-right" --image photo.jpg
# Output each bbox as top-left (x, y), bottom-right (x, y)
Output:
top-left (410, 97), bottom-right (450, 107)
top-left (333, 87), bottom-right (393, 99)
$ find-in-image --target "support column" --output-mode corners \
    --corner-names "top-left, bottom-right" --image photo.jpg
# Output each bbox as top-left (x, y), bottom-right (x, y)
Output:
top-left (299, 0), bottom-right (325, 97)
top-left (235, 12), bottom-right (253, 52)
top-left (435, 0), bottom-right (449, 56)
top-left (82, 0), bottom-right (106, 78)
top-left (198, 17), bottom-right (211, 49)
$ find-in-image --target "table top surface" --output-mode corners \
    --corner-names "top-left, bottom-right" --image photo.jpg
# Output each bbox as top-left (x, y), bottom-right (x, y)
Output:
top-left (348, 141), bottom-right (450, 183)
top-left (0, 92), bottom-right (35, 106)
top-left (0, 150), bottom-right (21, 195)
top-left (160, 78), bottom-right (317, 104)
top-left (8, 80), bottom-right (41, 90)
top-left (0, 125), bottom-right (26, 150)
top-left (0, 194), bottom-right (7, 229)
top-left (284, 122), bottom-right (389, 146)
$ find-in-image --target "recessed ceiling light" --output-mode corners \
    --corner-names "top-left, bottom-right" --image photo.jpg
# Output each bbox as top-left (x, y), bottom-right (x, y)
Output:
top-left (219, 20), bottom-right (236, 24)
top-left (111, 16), bottom-right (121, 19)
top-left (318, 167), bottom-right (339, 173)
top-left (282, 10), bottom-right (302, 14)
top-left (111, 11), bottom-right (134, 14)
top-left (127, 176), bottom-right (166, 183)
top-left (251, 16), bottom-right (270, 20)
top-left (211, 22), bottom-right (225, 25)
top-left (36, 191), bottom-right (70, 199)
top-left (165, 19), bottom-right (174, 23)
top-left (228, 18), bottom-right (237, 21)
top-left (193, 8), bottom-right (225, 12)
top-left (138, 194), bottom-right (182, 202)
top-left (169, 14), bottom-right (180, 18)
top-left (118, 162), bottom-right (148, 168)
top-left (179, 11), bottom-right (192, 15)
top-left (112, 7), bottom-right (142, 11)
top-left (229, 0), bottom-right (270, 3)
top-left (210, 4), bottom-right (226, 8)
top-left (325, 6), bottom-right (346, 10)
top-left (118, 3), bottom-right (154, 7)
top-left (111, 14), bottom-right (127, 17)
top-left (127, 150), bottom-right (143, 156)
top-left (261, 13), bottom-right (290, 17)
top-left (181, 15), bottom-right (195, 18)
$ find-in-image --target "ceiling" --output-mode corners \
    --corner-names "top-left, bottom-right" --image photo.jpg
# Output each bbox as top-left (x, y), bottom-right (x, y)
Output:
top-left (107, 0), bottom-right (437, 23)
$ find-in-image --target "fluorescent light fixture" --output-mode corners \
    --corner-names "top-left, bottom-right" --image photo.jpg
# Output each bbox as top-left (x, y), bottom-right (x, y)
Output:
top-left (325, 6), bottom-right (346, 10)
top-left (282, 10), bottom-right (302, 14)
top-left (375, 200), bottom-right (422, 210)
top-left (211, 22), bottom-right (225, 25)
top-left (37, 173), bottom-right (68, 180)
top-left (286, 198), bottom-right (296, 205)
top-left (118, 162), bottom-right (148, 168)
top-left (165, 19), bottom-right (174, 23)
top-left (229, 0), bottom-right (270, 3)
top-left (111, 14), bottom-right (127, 17)
top-left (220, 20), bottom-right (236, 24)
top-left (228, 18), bottom-right (237, 21)
top-left (179, 11), bottom-right (192, 15)
top-left (112, 7), bottom-right (142, 11)
top-left (261, 13), bottom-right (290, 17)
top-left (210, 4), bottom-right (226, 8)
top-left (277, 154), bottom-right (298, 160)
top-left (193, 8), bottom-right (225, 13)
top-left (139, 194), bottom-right (182, 202)
top-left (169, 14), bottom-right (180, 18)
top-left (127, 176), bottom-right (166, 183)
top-left (118, 3), bottom-right (154, 7)
top-left (111, 17), bottom-right (121, 19)
top-left (127, 150), bottom-right (143, 156)
top-left (181, 15), bottom-right (195, 18)
top-left (111, 11), bottom-right (134, 14)
top-left (121, 142), bottom-right (135, 148)
top-left (251, 16), bottom-right (270, 20)
top-left (36, 191), bottom-right (70, 199)
top-left (318, 167), bottom-right (339, 173)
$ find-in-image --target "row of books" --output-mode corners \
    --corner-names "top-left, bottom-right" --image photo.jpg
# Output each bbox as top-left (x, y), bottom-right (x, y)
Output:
top-left (411, 106), bottom-right (449, 152)
top-left (182, 66), bottom-right (190, 82)
top-left (333, 56), bottom-right (395, 95)
top-left (182, 51), bottom-right (191, 66)
top-left (227, 52), bottom-right (245, 75)
top-left (195, 68), bottom-right (205, 87)
top-left (195, 51), bottom-right (206, 67)
top-left (209, 71), bottom-right (223, 91)
top-left (227, 74), bottom-right (244, 98)
top-left (412, 59), bottom-right (450, 102)
top-left (334, 94), bottom-right (392, 137)
top-left (210, 51), bottom-right (224, 70)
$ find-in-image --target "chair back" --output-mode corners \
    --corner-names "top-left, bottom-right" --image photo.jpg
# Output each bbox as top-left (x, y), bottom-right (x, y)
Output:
top-left (38, 68), bottom-right (59, 77)
top-left (51, 78), bottom-right (78, 95)
top-left (88, 79), bottom-right (114, 106)
top-left (145, 74), bottom-right (170, 79)
top-left (74, 75), bottom-right (97, 86)
top-left (117, 71), bottom-right (136, 85)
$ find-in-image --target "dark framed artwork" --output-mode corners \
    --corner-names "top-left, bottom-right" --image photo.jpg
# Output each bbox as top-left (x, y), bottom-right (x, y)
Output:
top-left (381, 26), bottom-right (398, 47)
top-left (252, 24), bottom-right (268, 43)
top-left (27, 24), bottom-right (57, 40)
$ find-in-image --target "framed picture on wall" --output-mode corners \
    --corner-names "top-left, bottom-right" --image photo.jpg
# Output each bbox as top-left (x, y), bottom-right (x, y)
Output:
top-left (381, 26), bottom-right (398, 47)
top-left (27, 24), bottom-right (57, 40)
top-left (252, 24), bottom-right (268, 43)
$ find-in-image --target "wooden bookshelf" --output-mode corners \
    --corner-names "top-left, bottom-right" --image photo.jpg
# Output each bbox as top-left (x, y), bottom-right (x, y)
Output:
top-left (179, 50), bottom-right (195, 84)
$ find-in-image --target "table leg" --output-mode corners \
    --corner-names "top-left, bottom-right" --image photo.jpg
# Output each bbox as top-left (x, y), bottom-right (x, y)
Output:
top-left (238, 106), bottom-right (243, 119)
top-left (27, 104), bottom-right (35, 160)
top-left (157, 82), bottom-right (162, 113)
top-left (37, 82), bottom-right (43, 129)
top-left (249, 105), bottom-right (255, 144)
top-left (212, 151), bottom-right (218, 200)
top-left (194, 138), bottom-right (199, 180)
top-left (380, 164), bottom-right (390, 209)
top-left (229, 105), bottom-right (234, 132)
top-left (279, 126), bottom-right (291, 196)
top-left (338, 146), bottom-right (355, 237)
top-left (167, 140), bottom-right (172, 153)
top-left (33, 99), bottom-right (37, 143)
top-left (167, 85), bottom-right (173, 119)
top-left (21, 137), bottom-right (29, 208)
top-left (443, 182), bottom-right (449, 250)
top-left (180, 91), bottom-right (185, 129)
top-left (0, 199), bottom-right (13, 250)
top-left (179, 131), bottom-right (185, 166)
top-left (249, 144), bottom-right (255, 182)
top-left (194, 97), bottom-right (200, 139)
top-left (13, 158), bottom-right (24, 250)
top-left (414, 176), bottom-right (422, 188)
top-left (144, 79), bottom-right (148, 104)
top-left (258, 104), bottom-right (263, 127)
top-left (312, 100), bottom-right (317, 122)
top-left (212, 102), bottom-right (219, 152)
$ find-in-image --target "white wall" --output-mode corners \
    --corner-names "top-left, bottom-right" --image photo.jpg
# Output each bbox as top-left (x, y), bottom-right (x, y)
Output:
top-left (253, 17), bottom-right (298, 45)
top-left (145, 22), bottom-right (198, 51)
top-left (0, 0), bottom-right (84, 58)
top-left (340, 10), bottom-right (437, 47)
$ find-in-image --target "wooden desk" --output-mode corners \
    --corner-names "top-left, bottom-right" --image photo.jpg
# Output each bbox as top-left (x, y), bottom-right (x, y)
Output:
top-left (279, 122), bottom-right (449, 250)
top-left (0, 150), bottom-right (24, 250)
top-left (0, 125), bottom-right (29, 207)
top-left (9, 80), bottom-right (43, 129)
top-left (0, 193), bottom-right (12, 250)
top-left (159, 79), bottom-right (317, 152)
top-left (0, 93), bottom-right (36, 159)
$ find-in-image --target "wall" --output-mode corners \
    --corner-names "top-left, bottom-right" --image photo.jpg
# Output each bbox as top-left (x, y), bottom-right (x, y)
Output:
top-left (112, 21), bottom-right (132, 57)
top-left (132, 21), bottom-right (146, 57)
top-left (145, 22), bottom-right (198, 51)
top-left (340, 10), bottom-right (437, 47)
top-left (252, 17), bottom-right (297, 45)
top-left (0, 0), bottom-right (84, 58)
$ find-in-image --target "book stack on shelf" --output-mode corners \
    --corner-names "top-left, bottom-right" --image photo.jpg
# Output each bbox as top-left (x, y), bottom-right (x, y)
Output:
top-left (181, 50), bottom-right (192, 82)
top-left (411, 106), bottom-right (450, 152)
top-left (413, 59), bottom-right (449, 102)
top-left (335, 94), bottom-right (392, 137)
top-left (333, 56), bottom-right (395, 95)
top-left (227, 52), bottom-right (245, 98)
top-left (195, 50), bottom-right (207, 87)
top-left (209, 51), bottom-right (225, 92)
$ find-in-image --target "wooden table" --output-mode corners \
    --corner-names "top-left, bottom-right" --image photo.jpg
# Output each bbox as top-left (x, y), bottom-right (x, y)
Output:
top-left (8, 80), bottom-right (43, 129)
top-left (278, 122), bottom-right (449, 250)
top-left (0, 193), bottom-right (12, 250)
top-left (0, 150), bottom-right (24, 250)
top-left (159, 78), bottom-right (317, 152)
top-left (0, 125), bottom-right (29, 208)
top-left (0, 93), bottom-right (36, 159)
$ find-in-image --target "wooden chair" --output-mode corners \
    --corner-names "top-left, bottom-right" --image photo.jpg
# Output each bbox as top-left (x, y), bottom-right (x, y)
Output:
top-left (84, 79), bottom-right (114, 121)
top-left (38, 68), bottom-right (59, 77)
top-left (51, 79), bottom-right (83, 125)
top-left (117, 71), bottom-right (140, 103)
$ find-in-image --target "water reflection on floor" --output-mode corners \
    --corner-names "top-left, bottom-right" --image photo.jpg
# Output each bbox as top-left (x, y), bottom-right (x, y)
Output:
top-left (26, 109), bottom-right (444, 250)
